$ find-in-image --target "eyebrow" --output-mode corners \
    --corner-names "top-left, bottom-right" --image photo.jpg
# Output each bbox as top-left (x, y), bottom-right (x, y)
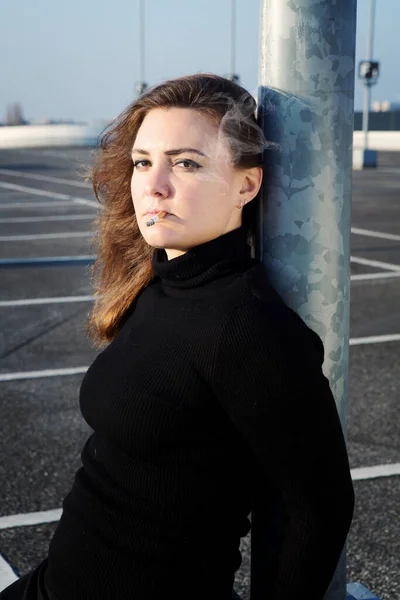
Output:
top-left (131, 147), bottom-right (208, 158)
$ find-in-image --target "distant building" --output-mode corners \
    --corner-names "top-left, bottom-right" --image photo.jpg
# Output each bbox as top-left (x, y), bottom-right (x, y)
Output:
top-left (354, 101), bottom-right (400, 131)
top-left (372, 100), bottom-right (400, 112)
top-left (4, 102), bottom-right (26, 126)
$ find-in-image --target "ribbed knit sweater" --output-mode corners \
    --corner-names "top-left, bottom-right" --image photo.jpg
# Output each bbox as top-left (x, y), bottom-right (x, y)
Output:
top-left (44, 225), bottom-right (354, 600)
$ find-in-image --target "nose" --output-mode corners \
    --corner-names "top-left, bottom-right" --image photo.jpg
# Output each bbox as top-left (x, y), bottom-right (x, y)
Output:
top-left (144, 165), bottom-right (170, 198)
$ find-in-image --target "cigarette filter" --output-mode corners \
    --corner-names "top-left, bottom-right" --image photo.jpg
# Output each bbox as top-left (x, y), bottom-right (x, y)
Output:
top-left (145, 211), bottom-right (168, 227)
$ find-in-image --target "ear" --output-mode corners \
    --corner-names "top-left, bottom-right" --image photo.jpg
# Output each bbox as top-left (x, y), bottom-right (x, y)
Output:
top-left (239, 167), bottom-right (263, 203)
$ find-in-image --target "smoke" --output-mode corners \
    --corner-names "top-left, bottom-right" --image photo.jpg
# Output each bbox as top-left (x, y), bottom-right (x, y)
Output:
top-left (191, 90), bottom-right (281, 191)
top-left (217, 91), bottom-right (281, 164)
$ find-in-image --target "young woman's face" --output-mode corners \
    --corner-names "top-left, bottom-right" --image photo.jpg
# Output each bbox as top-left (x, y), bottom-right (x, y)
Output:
top-left (130, 107), bottom-right (262, 259)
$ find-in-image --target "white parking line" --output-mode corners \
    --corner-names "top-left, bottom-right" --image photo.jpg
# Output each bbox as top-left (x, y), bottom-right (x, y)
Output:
top-left (350, 333), bottom-right (400, 346)
top-left (0, 180), bottom-right (91, 203)
top-left (0, 553), bottom-right (18, 591)
top-left (1, 269), bottom-right (398, 303)
top-left (0, 214), bottom-right (95, 223)
top-left (0, 295), bottom-right (94, 307)
top-left (0, 232), bottom-right (92, 241)
top-left (0, 463), bottom-right (397, 535)
top-left (350, 256), bottom-right (400, 272)
top-left (0, 181), bottom-right (98, 209)
top-left (0, 367), bottom-right (88, 382)
top-left (351, 226), bottom-right (400, 242)
top-left (15, 149), bottom-right (78, 159)
top-left (0, 509), bottom-right (62, 531)
top-left (2, 332), bottom-right (400, 382)
top-left (0, 255), bottom-right (95, 267)
top-left (351, 271), bottom-right (400, 281)
top-left (351, 462), bottom-right (400, 481)
top-left (0, 201), bottom-right (91, 209)
top-left (71, 197), bottom-right (98, 208)
top-left (0, 168), bottom-right (91, 188)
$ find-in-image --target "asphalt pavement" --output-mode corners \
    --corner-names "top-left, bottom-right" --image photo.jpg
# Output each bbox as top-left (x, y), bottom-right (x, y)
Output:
top-left (0, 148), bottom-right (399, 600)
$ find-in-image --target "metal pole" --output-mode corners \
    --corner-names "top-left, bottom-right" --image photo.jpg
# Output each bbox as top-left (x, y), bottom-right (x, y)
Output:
top-left (362, 0), bottom-right (376, 149)
top-left (135, 0), bottom-right (148, 96)
top-left (230, 0), bottom-right (236, 78)
top-left (253, 1), bottom-right (357, 600)
top-left (139, 0), bottom-right (145, 84)
top-left (362, 79), bottom-right (371, 150)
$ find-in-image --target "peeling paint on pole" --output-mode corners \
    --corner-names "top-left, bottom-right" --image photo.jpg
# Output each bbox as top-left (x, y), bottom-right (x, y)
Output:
top-left (256, 0), bottom-right (356, 429)
top-left (253, 1), bottom-right (357, 600)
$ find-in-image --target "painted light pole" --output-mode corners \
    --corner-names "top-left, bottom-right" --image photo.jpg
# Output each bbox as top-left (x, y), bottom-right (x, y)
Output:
top-left (357, 0), bottom-right (380, 168)
top-left (135, 0), bottom-right (148, 97)
top-left (252, 1), bottom-right (357, 599)
top-left (227, 0), bottom-right (240, 84)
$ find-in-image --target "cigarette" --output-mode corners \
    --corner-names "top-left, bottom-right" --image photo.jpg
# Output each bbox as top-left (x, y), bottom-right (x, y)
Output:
top-left (145, 211), bottom-right (168, 227)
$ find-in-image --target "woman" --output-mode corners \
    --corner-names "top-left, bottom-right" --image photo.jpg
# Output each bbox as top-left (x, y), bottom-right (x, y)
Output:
top-left (1, 73), bottom-right (354, 600)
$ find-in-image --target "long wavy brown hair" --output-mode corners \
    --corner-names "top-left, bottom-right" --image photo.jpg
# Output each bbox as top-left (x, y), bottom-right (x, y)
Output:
top-left (86, 73), bottom-right (269, 349)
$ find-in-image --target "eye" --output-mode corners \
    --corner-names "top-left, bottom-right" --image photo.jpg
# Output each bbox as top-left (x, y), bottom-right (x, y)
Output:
top-left (132, 158), bottom-right (202, 171)
top-left (132, 159), bottom-right (149, 169)
top-left (175, 159), bottom-right (201, 171)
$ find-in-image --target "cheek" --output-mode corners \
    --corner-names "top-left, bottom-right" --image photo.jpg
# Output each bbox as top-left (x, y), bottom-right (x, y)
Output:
top-left (130, 177), bottom-right (140, 209)
top-left (130, 174), bottom-right (141, 195)
top-left (193, 169), bottom-right (230, 194)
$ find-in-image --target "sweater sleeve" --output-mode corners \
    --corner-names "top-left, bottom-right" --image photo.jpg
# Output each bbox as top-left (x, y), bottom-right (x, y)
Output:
top-left (210, 298), bottom-right (355, 600)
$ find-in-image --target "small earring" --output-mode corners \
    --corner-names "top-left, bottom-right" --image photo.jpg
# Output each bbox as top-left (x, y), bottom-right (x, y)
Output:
top-left (238, 199), bottom-right (245, 209)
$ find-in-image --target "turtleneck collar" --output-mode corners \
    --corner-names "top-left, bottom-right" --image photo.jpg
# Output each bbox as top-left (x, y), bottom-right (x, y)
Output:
top-left (151, 225), bottom-right (252, 289)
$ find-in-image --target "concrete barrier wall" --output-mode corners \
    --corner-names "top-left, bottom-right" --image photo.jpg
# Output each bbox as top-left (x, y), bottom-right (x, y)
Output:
top-left (353, 131), bottom-right (400, 151)
top-left (1, 125), bottom-right (400, 151)
top-left (0, 124), bottom-right (105, 149)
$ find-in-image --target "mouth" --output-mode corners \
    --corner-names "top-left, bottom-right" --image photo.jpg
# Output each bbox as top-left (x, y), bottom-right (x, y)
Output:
top-left (145, 211), bottom-right (171, 216)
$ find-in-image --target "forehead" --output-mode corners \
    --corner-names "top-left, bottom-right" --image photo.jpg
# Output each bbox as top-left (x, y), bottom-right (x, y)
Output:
top-left (134, 107), bottom-right (223, 152)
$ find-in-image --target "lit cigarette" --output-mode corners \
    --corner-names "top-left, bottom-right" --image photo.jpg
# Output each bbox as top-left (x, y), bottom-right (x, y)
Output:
top-left (145, 211), bottom-right (168, 227)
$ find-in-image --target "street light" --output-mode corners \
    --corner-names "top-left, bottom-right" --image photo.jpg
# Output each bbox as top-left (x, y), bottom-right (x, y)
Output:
top-left (136, 0), bottom-right (148, 97)
top-left (357, 0), bottom-right (380, 168)
top-left (227, 0), bottom-right (240, 84)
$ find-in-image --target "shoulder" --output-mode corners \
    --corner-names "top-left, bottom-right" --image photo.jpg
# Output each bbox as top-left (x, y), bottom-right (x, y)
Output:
top-left (225, 261), bottom-right (325, 365)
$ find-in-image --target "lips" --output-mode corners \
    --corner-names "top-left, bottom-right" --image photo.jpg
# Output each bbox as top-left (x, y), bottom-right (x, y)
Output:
top-left (145, 210), bottom-right (170, 216)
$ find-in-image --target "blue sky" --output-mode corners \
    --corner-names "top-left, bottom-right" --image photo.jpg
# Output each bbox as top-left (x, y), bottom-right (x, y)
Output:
top-left (1, 0), bottom-right (399, 122)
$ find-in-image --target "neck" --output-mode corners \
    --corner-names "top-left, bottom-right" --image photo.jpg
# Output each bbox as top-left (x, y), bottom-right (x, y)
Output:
top-left (151, 225), bottom-right (254, 290)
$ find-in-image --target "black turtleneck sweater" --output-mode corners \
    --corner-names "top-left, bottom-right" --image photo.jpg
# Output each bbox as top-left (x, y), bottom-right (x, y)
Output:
top-left (42, 225), bottom-right (354, 600)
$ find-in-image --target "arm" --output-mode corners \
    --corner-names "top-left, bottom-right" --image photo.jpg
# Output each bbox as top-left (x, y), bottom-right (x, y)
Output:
top-left (211, 299), bottom-right (355, 600)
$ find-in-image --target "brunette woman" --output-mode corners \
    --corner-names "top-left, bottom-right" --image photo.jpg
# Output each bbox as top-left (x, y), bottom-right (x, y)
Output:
top-left (0, 73), bottom-right (354, 600)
